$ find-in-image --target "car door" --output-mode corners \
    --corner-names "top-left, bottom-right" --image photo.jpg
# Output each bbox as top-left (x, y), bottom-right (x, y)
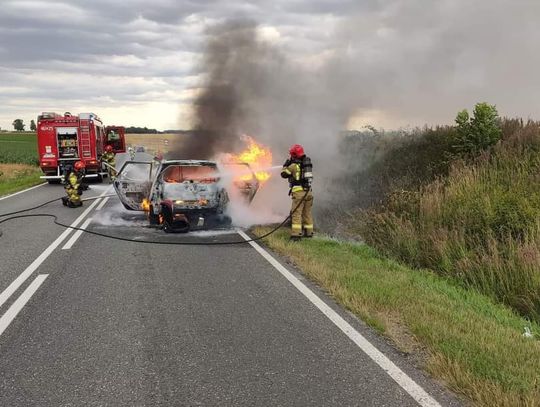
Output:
top-left (113, 161), bottom-right (154, 211)
top-left (219, 162), bottom-right (260, 203)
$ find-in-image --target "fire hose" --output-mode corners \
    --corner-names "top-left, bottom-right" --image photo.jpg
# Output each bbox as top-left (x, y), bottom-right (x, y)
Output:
top-left (0, 189), bottom-right (312, 245)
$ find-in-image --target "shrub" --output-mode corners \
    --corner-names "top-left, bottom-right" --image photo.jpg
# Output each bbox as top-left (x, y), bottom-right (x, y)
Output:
top-left (453, 102), bottom-right (502, 157)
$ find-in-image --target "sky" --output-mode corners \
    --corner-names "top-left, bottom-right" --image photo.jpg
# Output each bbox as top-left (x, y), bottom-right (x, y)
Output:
top-left (1, 0), bottom-right (540, 131)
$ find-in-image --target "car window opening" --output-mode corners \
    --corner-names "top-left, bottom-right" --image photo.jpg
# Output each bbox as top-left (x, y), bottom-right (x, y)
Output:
top-left (161, 165), bottom-right (217, 184)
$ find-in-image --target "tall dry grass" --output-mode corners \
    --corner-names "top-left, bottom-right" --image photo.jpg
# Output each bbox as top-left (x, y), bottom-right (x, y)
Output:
top-left (352, 120), bottom-right (540, 321)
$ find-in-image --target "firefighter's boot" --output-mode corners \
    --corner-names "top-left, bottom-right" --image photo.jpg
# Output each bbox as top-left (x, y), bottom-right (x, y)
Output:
top-left (61, 196), bottom-right (68, 206)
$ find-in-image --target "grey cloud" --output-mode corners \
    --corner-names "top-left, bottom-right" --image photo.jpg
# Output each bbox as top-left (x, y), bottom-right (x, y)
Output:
top-left (2, 0), bottom-right (540, 133)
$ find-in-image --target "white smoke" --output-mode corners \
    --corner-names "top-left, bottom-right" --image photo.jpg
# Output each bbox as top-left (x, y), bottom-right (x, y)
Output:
top-left (92, 201), bottom-right (148, 227)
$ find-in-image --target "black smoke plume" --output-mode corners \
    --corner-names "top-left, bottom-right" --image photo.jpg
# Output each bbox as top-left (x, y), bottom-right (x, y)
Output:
top-left (172, 20), bottom-right (275, 158)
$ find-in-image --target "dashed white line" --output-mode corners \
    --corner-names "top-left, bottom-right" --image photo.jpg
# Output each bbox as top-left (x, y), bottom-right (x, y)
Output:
top-left (62, 218), bottom-right (92, 250)
top-left (0, 183), bottom-right (47, 201)
top-left (0, 274), bottom-right (48, 337)
top-left (237, 230), bottom-right (441, 407)
top-left (95, 197), bottom-right (110, 211)
top-left (0, 196), bottom-right (102, 309)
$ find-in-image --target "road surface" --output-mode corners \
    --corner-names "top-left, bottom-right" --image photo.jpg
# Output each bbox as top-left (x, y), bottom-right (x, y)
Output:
top-left (0, 183), bottom-right (461, 406)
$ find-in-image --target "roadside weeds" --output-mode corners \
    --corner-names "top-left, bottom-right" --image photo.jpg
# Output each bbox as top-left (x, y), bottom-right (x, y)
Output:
top-left (0, 163), bottom-right (43, 197)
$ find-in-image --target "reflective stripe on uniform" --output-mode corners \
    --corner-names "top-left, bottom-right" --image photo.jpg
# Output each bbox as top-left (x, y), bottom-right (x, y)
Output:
top-left (291, 186), bottom-right (304, 192)
top-left (304, 224), bottom-right (313, 229)
top-left (291, 224), bottom-right (302, 229)
top-left (293, 163), bottom-right (301, 180)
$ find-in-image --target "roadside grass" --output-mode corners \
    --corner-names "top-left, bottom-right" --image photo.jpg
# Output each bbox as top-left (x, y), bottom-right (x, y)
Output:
top-left (0, 133), bottom-right (38, 165)
top-left (0, 133), bottom-right (41, 196)
top-left (0, 163), bottom-right (43, 197)
top-left (253, 227), bottom-right (540, 407)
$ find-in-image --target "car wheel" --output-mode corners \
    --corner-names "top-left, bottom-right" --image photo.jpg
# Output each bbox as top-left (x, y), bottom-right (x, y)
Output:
top-left (163, 220), bottom-right (173, 233)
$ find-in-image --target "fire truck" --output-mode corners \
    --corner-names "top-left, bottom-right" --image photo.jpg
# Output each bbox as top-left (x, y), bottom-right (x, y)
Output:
top-left (37, 112), bottom-right (126, 183)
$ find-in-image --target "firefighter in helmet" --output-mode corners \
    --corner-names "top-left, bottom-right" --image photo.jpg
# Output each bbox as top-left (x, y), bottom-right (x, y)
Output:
top-left (281, 144), bottom-right (314, 240)
top-left (62, 161), bottom-right (85, 208)
top-left (153, 151), bottom-right (164, 166)
top-left (101, 144), bottom-right (116, 182)
top-left (128, 146), bottom-right (136, 161)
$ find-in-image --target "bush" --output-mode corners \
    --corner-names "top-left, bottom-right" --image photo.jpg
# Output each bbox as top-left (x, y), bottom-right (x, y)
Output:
top-left (454, 102), bottom-right (502, 157)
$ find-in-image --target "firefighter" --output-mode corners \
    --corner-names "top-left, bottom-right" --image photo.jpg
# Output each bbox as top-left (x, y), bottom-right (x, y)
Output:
top-left (101, 144), bottom-right (116, 182)
top-left (153, 151), bottom-right (164, 167)
top-left (128, 146), bottom-right (136, 161)
top-left (62, 161), bottom-right (85, 208)
top-left (281, 144), bottom-right (314, 240)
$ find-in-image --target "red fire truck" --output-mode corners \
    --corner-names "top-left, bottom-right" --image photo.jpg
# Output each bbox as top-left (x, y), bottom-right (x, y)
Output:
top-left (37, 112), bottom-right (126, 182)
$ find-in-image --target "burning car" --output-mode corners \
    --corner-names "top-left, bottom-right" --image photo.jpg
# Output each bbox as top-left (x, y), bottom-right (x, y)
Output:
top-left (113, 159), bottom-right (259, 232)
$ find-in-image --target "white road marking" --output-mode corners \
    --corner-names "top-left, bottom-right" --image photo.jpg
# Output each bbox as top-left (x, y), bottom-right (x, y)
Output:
top-left (95, 197), bottom-right (109, 211)
top-left (61, 218), bottom-right (92, 250)
top-left (0, 274), bottom-right (48, 337)
top-left (237, 230), bottom-right (441, 407)
top-left (0, 183), bottom-right (47, 201)
top-left (0, 195), bottom-right (104, 309)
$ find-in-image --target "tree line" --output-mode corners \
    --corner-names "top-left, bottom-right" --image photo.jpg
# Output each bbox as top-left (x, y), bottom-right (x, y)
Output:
top-left (11, 119), bottom-right (36, 132)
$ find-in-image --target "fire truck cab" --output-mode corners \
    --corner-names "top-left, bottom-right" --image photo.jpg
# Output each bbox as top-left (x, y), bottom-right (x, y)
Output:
top-left (37, 112), bottom-right (125, 182)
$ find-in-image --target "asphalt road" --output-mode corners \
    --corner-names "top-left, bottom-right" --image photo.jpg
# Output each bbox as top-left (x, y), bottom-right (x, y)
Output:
top-left (0, 183), bottom-right (462, 406)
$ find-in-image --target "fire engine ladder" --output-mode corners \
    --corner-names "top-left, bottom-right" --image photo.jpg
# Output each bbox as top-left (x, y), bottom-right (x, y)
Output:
top-left (79, 121), bottom-right (92, 158)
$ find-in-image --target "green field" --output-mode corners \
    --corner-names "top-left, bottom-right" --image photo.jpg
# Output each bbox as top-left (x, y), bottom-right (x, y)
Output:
top-left (0, 133), bottom-right (42, 196)
top-left (0, 132), bottom-right (38, 165)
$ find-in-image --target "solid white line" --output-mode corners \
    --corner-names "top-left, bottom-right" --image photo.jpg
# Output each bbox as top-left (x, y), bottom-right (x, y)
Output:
top-left (95, 197), bottom-right (109, 211)
top-left (237, 230), bottom-right (441, 407)
top-left (0, 197), bottom-right (102, 309)
top-left (0, 183), bottom-right (47, 201)
top-left (61, 218), bottom-right (92, 250)
top-left (0, 274), bottom-right (48, 337)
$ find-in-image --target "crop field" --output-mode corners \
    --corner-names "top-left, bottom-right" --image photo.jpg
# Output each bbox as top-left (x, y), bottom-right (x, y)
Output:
top-left (0, 133), bottom-right (183, 165)
top-left (0, 133), bottom-right (38, 165)
top-left (125, 133), bottom-right (184, 155)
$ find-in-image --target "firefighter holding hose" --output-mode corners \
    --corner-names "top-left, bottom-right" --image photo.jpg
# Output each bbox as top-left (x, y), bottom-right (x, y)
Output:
top-left (101, 144), bottom-right (116, 182)
top-left (281, 144), bottom-right (314, 241)
top-left (62, 161), bottom-right (85, 208)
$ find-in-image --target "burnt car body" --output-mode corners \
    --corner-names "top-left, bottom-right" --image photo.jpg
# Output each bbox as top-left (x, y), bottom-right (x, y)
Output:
top-left (113, 159), bottom-right (259, 232)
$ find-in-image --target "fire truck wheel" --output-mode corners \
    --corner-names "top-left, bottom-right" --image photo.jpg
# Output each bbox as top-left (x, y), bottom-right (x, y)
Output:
top-left (95, 174), bottom-right (103, 183)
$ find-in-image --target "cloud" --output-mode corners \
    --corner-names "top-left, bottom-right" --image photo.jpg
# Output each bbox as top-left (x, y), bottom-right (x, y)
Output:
top-left (1, 0), bottom-right (540, 132)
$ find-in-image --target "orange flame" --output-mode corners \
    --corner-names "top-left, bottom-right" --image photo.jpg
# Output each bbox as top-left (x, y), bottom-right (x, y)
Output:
top-left (229, 135), bottom-right (272, 183)
top-left (142, 198), bottom-right (150, 212)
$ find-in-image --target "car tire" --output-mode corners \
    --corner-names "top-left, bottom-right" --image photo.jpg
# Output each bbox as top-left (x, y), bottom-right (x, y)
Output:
top-left (163, 220), bottom-right (174, 233)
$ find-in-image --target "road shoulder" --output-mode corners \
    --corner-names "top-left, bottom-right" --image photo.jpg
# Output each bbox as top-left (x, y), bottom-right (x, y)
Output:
top-left (251, 227), bottom-right (540, 406)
